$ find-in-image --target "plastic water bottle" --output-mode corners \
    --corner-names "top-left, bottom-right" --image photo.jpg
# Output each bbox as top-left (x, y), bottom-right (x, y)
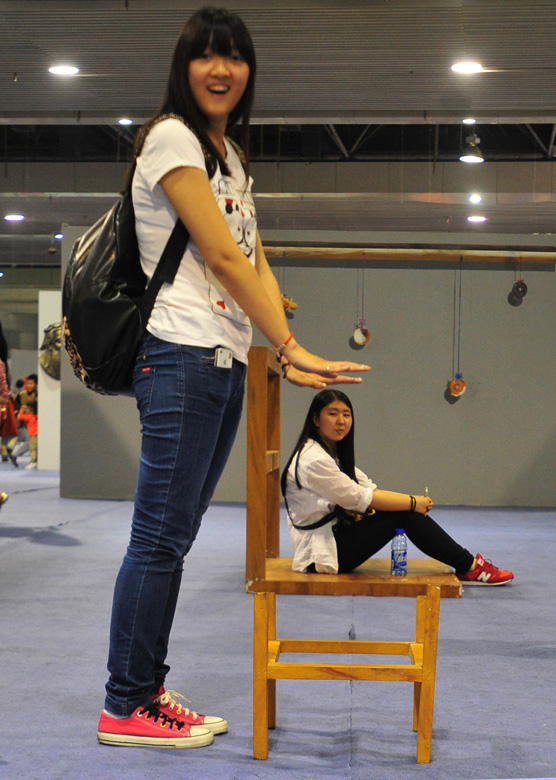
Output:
top-left (391, 528), bottom-right (408, 576)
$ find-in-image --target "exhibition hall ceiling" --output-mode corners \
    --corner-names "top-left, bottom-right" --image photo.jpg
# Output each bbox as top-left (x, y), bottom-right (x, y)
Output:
top-left (1, 0), bottom-right (555, 267)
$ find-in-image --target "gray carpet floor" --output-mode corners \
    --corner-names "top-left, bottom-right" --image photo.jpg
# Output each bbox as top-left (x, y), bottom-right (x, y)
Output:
top-left (0, 465), bottom-right (555, 780)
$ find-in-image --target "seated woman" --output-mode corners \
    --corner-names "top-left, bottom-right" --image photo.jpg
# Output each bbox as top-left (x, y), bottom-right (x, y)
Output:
top-left (281, 389), bottom-right (513, 585)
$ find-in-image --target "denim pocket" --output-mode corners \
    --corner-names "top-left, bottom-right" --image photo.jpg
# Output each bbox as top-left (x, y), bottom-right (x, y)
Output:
top-left (133, 364), bottom-right (157, 418)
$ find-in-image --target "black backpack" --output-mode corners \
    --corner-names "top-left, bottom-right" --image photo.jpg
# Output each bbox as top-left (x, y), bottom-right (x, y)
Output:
top-left (61, 114), bottom-right (212, 395)
top-left (62, 189), bottom-right (188, 395)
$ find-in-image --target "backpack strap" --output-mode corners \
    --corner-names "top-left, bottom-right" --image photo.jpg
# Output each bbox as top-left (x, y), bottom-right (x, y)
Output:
top-left (283, 491), bottom-right (349, 531)
top-left (289, 506), bottom-right (344, 531)
top-left (134, 113), bottom-right (211, 318)
top-left (139, 218), bottom-right (189, 319)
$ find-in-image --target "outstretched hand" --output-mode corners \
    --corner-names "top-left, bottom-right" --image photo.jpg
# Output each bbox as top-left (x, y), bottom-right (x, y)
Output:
top-left (284, 342), bottom-right (370, 382)
top-left (285, 365), bottom-right (369, 389)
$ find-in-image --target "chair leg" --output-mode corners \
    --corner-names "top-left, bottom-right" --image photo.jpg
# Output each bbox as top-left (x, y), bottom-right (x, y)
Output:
top-left (253, 592), bottom-right (269, 759)
top-left (267, 593), bottom-right (277, 729)
top-left (416, 585), bottom-right (441, 764)
top-left (413, 594), bottom-right (426, 732)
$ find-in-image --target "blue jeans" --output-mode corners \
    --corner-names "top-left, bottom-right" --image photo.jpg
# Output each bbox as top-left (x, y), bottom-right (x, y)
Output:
top-left (104, 334), bottom-right (246, 716)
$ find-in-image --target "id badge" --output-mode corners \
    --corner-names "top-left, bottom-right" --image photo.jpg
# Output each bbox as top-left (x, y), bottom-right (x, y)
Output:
top-left (214, 347), bottom-right (233, 369)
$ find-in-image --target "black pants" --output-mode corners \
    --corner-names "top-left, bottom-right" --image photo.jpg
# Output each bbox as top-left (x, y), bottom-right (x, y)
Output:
top-left (332, 510), bottom-right (474, 575)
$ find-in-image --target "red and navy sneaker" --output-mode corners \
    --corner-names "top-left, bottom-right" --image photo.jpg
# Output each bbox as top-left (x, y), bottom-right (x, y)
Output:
top-left (152, 687), bottom-right (228, 735)
top-left (459, 553), bottom-right (514, 586)
top-left (97, 703), bottom-right (214, 748)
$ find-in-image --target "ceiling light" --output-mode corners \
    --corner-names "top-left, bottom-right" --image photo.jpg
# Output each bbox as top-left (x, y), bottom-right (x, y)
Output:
top-left (118, 118), bottom-right (133, 126)
top-left (468, 193), bottom-right (482, 204)
top-left (467, 215), bottom-right (487, 223)
top-left (4, 213), bottom-right (25, 222)
top-left (48, 64), bottom-right (79, 76)
top-left (0, 272), bottom-right (4, 278)
top-left (462, 117), bottom-right (476, 125)
top-left (54, 233), bottom-right (64, 240)
top-left (451, 61), bottom-right (483, 74)
top-left (459, 134), bottom-right (485, 163)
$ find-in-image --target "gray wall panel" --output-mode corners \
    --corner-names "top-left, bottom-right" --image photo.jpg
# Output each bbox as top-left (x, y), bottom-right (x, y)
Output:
top-left (59, 231), bottom-right (556, 505)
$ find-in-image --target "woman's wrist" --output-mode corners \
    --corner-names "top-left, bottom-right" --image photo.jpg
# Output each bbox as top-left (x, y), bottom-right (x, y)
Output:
top-left (274, 331), bottom-right (295, 358)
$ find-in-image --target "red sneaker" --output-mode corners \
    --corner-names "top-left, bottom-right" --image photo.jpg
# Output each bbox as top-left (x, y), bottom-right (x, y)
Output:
top-left (459, 553), bottom-right (514, 586)
top-left (97, 703), bottom-right (214, 748)
top-left (152, 687), bottom-right (228, 735)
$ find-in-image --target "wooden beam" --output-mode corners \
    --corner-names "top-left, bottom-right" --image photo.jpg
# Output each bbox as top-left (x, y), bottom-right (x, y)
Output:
top-left (265, 246), bottom-right (556, 264)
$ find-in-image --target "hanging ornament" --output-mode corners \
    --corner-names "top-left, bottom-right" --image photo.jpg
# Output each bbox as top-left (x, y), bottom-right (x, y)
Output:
top-left (353, 316), bottom-right (371, 346)
top-left (445, 258), bottom-right (467, 403)
top-left (507, 259), bottom-right (527, 306)
top-left (449, 373), bottom-right (467, 397)
top-left (281, 293), bottom-right (298, 312)
top-left (277, 267), bottom-right (297, 318)
top-left (350, 269), bottom-right (371, 349)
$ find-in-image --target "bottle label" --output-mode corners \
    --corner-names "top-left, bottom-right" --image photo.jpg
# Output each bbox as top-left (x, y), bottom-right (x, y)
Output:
top-left (391, 550), bottom-right (407, 576)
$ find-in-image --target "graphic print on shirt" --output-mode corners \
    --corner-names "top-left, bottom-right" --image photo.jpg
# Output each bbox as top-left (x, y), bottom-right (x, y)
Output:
top-left (204, 172), bottom-right (257, 324)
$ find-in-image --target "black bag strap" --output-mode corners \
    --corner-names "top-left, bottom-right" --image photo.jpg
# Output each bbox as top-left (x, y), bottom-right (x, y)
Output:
top-left (141, 219), bottom-right (189, 311)
top-left (284, 491), bottom-right (344, 531)
top-left (290, 506), bottom-right (343, 531)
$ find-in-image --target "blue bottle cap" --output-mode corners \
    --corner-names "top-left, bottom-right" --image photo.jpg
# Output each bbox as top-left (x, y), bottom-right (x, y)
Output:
top-left (395, 528), bottom-right (405, 534)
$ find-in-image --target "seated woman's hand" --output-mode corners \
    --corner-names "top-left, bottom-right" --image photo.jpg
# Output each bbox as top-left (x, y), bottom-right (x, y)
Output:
top-left (415, 495), bottom-right (434, 514)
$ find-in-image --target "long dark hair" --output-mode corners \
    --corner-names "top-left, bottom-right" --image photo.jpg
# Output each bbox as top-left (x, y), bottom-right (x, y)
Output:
top-left (0, 322), bottom-right (10, 385)
top-left (0, 322), bottom-right (8, 366)
top-left (127, 6), bottom-right (256, 188)
top-left (281, 390), bottom-right (357, 498)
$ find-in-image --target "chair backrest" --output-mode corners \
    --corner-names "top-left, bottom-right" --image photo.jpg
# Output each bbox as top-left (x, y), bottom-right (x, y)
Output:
top-left (245, 346), bottom-right (281, 584)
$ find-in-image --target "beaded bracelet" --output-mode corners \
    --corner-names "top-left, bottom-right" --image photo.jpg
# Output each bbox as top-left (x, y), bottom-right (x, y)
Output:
top-left (280, 361), bottom-right (291, 379)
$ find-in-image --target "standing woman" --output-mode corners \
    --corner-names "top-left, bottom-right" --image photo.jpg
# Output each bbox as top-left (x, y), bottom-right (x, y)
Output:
top-left (282, 389), bottom-right (513, 583)
top-left (97, 7), bottom-right (368, 750)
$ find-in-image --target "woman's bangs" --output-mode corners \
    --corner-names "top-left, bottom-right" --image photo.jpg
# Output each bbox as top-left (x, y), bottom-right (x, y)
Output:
top-left (208, 23), bottom-right (236, 57)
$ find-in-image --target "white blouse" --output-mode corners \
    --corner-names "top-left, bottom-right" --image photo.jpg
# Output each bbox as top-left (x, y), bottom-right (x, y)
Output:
top-left (284, 439), bottom-right (377, 573)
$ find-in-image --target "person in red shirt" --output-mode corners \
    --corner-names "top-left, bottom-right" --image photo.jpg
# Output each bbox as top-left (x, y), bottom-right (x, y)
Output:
top-left (11, 400), bottom-right (38, 469)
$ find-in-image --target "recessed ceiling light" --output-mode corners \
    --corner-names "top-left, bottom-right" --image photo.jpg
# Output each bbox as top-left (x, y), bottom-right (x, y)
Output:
top-left (117, 118), bottom-right (133, 126)
top-left (48, 64), bottom-right (80, 76)
top-left (462, 117), bottom-right (476, 125)
top-left (451, 61), bottom-right (483, 74)
top-left (468, 193), bottom-right (482, 204)
top-left (467, 215), bottom-right (488, 223)
top-left (4, 213), bottom-right (25, 222)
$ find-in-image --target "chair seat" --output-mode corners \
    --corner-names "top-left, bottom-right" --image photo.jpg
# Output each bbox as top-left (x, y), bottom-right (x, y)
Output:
top-left (246, 557), bottom-right (462, 597)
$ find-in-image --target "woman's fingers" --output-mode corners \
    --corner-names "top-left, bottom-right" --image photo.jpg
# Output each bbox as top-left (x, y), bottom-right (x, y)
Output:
top-left (323, 374), bottom-right (364, 384)
top-left (286, 367), bottom-right (365, 389)
top-left (286, 345), bottom-right (371, 378)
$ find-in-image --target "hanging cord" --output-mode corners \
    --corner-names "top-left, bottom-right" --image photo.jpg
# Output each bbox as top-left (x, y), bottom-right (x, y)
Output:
top-left (452, 257), bottom-right (464, 377)
top-left (355, 268), bottom-right (366, 324)
top-left (515, 255), bottom-right (522, 282)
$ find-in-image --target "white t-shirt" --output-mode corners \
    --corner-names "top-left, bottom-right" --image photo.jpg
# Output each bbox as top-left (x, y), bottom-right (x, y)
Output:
top-left (132, 117), bottom-right (257, 364)
top-left (285, 439), bottom-right (377, 573)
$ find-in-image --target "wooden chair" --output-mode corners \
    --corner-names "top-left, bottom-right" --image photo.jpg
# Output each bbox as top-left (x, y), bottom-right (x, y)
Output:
top-left (245, 346), bottom-right (462, 763)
